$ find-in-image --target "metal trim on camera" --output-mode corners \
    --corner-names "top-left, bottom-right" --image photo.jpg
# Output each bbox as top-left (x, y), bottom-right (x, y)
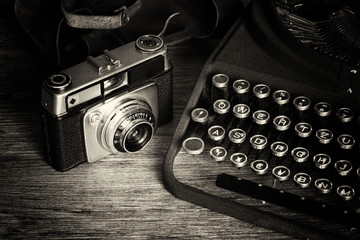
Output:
top-left (41, 35), bottom-right (169, 118)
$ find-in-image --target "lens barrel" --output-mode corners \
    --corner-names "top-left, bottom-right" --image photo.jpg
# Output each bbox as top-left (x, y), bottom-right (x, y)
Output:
top-left (102, 101), bottom-right (155, 153)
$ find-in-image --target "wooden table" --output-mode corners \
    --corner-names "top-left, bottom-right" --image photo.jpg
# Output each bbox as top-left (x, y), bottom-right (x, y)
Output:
top-left (0, 1), bottom-right (292, 239)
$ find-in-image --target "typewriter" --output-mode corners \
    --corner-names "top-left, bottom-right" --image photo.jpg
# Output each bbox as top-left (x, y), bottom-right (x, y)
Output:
top-left (164, 0), bottom-right (360, 239)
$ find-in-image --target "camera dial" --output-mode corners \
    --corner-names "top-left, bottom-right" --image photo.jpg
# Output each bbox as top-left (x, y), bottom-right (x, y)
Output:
top-left (100, 100), bottom-right (155, 153)
top-left (45, 73), bottom-right (71, 91)
top-left (136, 35), bottom-right (164, 52)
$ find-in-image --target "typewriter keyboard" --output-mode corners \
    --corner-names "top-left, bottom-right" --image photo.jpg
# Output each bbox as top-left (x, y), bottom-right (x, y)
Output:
top-left (179, 73), bottom-right (360, 228)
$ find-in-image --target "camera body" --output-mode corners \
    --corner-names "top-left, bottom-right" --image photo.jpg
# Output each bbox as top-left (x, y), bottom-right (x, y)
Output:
top-left (41, 35), bottom-right (173, 171)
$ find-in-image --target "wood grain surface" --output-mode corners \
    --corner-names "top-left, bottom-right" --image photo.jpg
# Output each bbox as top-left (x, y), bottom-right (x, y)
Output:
top-left (0, 1), bottom-right (292, 239)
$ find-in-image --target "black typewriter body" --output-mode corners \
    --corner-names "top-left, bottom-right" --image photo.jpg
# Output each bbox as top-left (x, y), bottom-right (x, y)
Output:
top-left (164, 0), bottom-right (360, 239)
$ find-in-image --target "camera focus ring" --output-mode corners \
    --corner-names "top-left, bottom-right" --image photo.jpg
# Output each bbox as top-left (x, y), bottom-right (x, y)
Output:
top-left (103, 101), bottom-right (155, 153)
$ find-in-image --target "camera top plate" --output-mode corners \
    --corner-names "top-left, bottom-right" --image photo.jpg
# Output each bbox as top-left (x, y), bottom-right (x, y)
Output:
top-left (41, 35), bottom-right (169, 118)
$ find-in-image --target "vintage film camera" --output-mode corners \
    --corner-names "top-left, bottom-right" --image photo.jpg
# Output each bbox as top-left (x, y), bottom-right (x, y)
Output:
top-left (41, 35), bottom-right (173, 171)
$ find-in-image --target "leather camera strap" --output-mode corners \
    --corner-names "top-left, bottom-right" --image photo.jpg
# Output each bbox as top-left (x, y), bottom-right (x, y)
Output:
top-left (61, 0), bottom-right (142, 29)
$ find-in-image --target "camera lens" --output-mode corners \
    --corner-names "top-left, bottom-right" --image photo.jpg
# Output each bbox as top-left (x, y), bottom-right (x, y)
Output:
top-left (102, 101), bottom-right (155, 153)
top-left (123, 122), bottom-right (153, 152)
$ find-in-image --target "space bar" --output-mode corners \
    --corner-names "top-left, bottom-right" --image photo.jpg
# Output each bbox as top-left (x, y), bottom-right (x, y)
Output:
top-left (215, 173), bottom-right (358, 228)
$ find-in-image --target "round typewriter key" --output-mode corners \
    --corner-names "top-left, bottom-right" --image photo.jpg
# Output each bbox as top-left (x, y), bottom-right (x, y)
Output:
top-left (295, 122), bottom-right (312, 138)
top-left (357, 168), bottom-right (360, 178)
top-left (252, 110), bottom-right (270, 125)
top-left (230, 153), bottom-right (248, 168)
top-left (273, 90), bottom-right (290, 105)
top-left (212, 74), bottom-right (229, 101)
top-left (250, 160), bottom-right (269, 175)
top-left (293, 172), bottom-right (312, 188)
top-left (191, 108), bottom-right (209, 123)
top-left (233, 79), bottom-right (250, 94)
top-left (313, 153), bottom-right (331, 169)
top-left (253, 84), bottom-right (270, 99)
top-left (336, 107), bottom-right (354, 123)
top-left (272, 166), bottom-right (291, 181)
top-left (291, 147), bottom-right (309, 163)
top-left (213, 99), bottom-right (231, 114)
top-left (233, 104), bottom-right (250, 119)
top-left (293, 96), bottom-right (311, 111)
top-left (250, 135), bottom-right (267, 150)
top-left (336, 185), bottom-right (355, 201)
top-left (208, 125), bottom-right (226, 141)
top-left (337, 134), bottom-right (356, 150)
top-left (228, 128), bottom-right (246, 144)
top-left (182, 137), bottom-right (205, 155)
top-left (210, 146), bottom-right (227, 162)
top-left (273, 115), bottom-right (291, 131)
top-left (314, 102), bottom-right (332, 117)
top-left (315, 129), bottom-right (333, 144)
top-left (270, 142), bottom-right (288, 157)
top-left (212, 74), bottom-right (229, 88)
top-left (315, 178), bottom-right (333, 194)
top-left (334, 160), bottom-right (353, 176)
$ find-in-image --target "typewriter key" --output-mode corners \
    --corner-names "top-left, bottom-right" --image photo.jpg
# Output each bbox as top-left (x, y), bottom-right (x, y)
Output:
top-left (270, 142), bottom-right (288, 157)
top-left (336, 107), bottom-right (354, 123)
top-left (272, 166), bottom-right (291, 181)
top-left (233, 104), bottom-right (250, 119)
top-left (208, 125), bottom-right (226, 141)
top-left (182, 137), bottom-right (204, 155)
top-left (291, 147), bottom-right (310, 163)
top-left (212, 74), bottom-right (229, 101)
top-left (336, 185), bottom-right (355, 201)
top-left (293, 96), bottom-right (311, 111)
top-left (337, 134), bottom-right (356, 150)
top-left (233, 79), bottom-right (250, 94)
top-left (250, 135), bottom-right (267, 150)
top-left (315, 178), bottom-right (333, 194)
top-left (191, 108), bottom-right (209, 124)
top-left (315, 129), bottom-right (333, 144)
top-left (253, 84), bottom-right (270, 99)
top-left (273, 90), bottom-right (290, 105)
top-left (314, 102), bottom-right (332, 117)
top-left (295, 122), bottom-right (312, 138)
top-left (230, 153), bottom-right (247, 168)
top-left (293, 172), bottom-right (312, 188)
top-left (273, 115), bottom-right (291, 131)
top-left (252, 110), bottom-right (270, 125)
top-left (313, 154), bottom-right (331, 169)
top-left (210, 146), bottom-right (227, 162)
top-left (228, 128), bottom-right (246, 144)
top-left (334, 160), bottom-right (353, 176)
top-left (213, 99), bottom-right (231, 114)
top-left (212, 73), bottom-right (229, 88)
top-left (250, 160), bottom-right (269, 175)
